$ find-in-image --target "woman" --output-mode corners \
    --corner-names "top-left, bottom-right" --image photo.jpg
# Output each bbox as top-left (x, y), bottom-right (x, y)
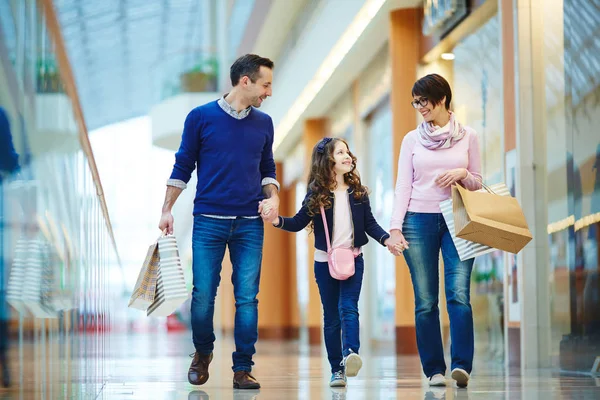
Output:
top-left (388, 74), bottom-right (482, 388)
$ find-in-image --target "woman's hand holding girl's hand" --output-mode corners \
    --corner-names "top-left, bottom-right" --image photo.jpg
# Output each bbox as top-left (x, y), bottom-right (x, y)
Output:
top-left (386, 241), bottom-right (405, 256)
top-left (435, 168), bottom-right (468, 188)
top-left (386, 230), bottom-right (409, 256)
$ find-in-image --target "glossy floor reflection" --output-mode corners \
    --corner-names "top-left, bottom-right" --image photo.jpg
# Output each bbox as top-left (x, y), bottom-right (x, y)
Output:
top-left (2, 331), bottom-right (599, 399)
top-left (95, 332), bottom-right (600, 400)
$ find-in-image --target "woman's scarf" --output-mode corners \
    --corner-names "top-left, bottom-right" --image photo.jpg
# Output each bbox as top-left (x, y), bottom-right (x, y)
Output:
top-left (417, 112), bottom-right (466, 150)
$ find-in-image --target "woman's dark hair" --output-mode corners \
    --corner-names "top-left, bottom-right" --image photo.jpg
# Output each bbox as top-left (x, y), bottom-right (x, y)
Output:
top-left (412, 74), bottom-right (452, 109)
top-left (305, 138), bottom-right (367, 224)
top-left (230, 54), bottom-right (274, 86)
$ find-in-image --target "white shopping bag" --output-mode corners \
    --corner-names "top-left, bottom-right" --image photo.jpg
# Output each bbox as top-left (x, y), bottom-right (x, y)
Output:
top-left (6, 238), bottom-right (29, 315)
top-left (19, 239), bottom-right (57, 318)
top-left (146, 235), bottom-right (189, 317)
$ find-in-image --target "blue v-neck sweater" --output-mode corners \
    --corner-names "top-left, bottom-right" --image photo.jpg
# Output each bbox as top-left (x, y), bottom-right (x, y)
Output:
top-left (169, 101), bottom-right (277, 216)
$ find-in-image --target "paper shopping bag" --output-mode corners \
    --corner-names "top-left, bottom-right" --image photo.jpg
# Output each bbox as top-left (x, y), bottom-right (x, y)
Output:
top-left (146, 235), bottom-right (189, 317)
top-left (128, 241), bottom-right (160, 310)
top-left (21, 239), bottom-right (57, 318)
top-left (452, 184), bottom-right (533, 254)
top-left (6, 238), bottom-right (29, 315)
top-left (440, 183), bottom-right (510, 261)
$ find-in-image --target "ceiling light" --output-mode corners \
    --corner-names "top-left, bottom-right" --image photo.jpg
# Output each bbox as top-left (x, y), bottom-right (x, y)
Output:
top-left (273, 0), bottom-right (386, 152)
top-left (441, 52), bottom-right (455, 60)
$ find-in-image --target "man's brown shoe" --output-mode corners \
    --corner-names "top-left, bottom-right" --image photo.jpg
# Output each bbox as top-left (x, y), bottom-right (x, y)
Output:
top-left (233, 371), bottom-right (261, 389)
top-left (188, 352), bottom-right (213, 385)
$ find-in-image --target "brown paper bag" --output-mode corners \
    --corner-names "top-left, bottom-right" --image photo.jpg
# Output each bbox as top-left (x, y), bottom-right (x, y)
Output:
top-left (128, 242), bottom-right (160, 310)
top-left (452, 184), bottom-right (533, 253)
top-left (440, 183), bottom-right (511, 261)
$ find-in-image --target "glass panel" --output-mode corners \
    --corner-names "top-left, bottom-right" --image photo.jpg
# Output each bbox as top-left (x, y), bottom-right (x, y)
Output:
top-left (428, 14), bottom-right (506, 362)
top-left (365, 104), bottom-right (395, 341)
top-left (544, 0), bottom-right (600, 373)
top-left (0, 1), bottom-right (120, 397)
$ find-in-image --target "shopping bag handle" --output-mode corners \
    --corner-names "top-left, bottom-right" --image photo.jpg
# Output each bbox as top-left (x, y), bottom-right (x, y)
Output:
top-left (481, 182), bottom-right (497, 195)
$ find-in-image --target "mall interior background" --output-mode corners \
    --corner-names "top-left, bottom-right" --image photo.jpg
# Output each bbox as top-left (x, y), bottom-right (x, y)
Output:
top-left (0, 0), bottom-right (598, 398)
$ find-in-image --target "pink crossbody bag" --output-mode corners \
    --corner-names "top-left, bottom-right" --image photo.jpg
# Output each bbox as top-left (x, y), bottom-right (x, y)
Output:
top-left (320, 206), bottom-right (359, 280)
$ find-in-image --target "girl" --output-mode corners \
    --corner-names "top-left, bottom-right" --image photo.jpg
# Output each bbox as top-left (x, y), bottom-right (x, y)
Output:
top-left (388, 74), bottom-right (482, 388)
top-left (266, 137), bottom-right (397, 388)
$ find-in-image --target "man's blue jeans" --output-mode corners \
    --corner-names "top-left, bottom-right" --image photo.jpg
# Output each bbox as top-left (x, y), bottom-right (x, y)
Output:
top-left (314, 255), bottom-right (364, 373)
top-left (401, 212), bottom-right (474, 378)
top-left (191, 215), bottom-right (263, 372)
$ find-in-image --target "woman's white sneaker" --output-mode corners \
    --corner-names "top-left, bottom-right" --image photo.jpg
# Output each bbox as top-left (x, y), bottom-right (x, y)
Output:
top-left (341, 351), bottom-right (362, 377)
top-left (451, 368), bottom-right (470, 388)
top-left (428, 373), bottom-right (446, 386)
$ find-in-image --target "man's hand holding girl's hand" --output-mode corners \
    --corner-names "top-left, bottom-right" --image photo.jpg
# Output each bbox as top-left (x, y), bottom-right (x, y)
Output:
top-left (258, 198), bottom-right (280, 224)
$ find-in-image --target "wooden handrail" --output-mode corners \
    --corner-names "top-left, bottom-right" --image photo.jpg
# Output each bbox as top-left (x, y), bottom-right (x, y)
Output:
top-left (39, 0), bottom-right (122, 268)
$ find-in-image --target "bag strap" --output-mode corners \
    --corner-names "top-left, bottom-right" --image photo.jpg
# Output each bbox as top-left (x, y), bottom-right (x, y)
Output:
top-left (320, 206), bottom-right (332, 253)
top-left (480, 182), bottom-right (497, 195)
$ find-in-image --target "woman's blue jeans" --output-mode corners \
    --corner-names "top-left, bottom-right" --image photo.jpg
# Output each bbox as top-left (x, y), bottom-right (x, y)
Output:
top-left (402, 212), bottom-right (474, 377)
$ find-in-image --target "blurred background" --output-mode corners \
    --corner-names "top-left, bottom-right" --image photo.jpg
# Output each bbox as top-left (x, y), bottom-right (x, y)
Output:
top-left (0, 0), bottom-right (598, 398)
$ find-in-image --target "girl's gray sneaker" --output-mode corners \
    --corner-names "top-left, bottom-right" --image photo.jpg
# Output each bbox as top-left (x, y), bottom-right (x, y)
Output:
top-left (330, 370), bottom-right (347, 387)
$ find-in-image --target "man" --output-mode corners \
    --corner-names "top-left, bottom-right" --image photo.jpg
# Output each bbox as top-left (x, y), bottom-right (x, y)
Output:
top-left (158, 54), bottom-right (280, 389)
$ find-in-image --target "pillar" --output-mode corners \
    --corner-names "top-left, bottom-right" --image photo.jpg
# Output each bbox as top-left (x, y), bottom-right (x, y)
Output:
top-left (389, 8), bottom-right (421, 355)
top-left (499, 0), bottom-right (521, 368)
top-left (512, 0), bottom-right (551, 369)
top-left (258, 162), bottom-right (299, 339)
top-left (304, 118), bottom-right (327, 345)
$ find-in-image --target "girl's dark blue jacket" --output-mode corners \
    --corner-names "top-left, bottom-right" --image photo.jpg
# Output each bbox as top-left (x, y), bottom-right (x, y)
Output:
top-left (273, 188), bottom-right (390, 252)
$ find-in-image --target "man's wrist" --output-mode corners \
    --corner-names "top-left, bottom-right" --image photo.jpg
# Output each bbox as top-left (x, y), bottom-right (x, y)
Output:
top-left (264, 185), bottom-right (279, 199)
top-left (261, 177), bottom-right (280, 190)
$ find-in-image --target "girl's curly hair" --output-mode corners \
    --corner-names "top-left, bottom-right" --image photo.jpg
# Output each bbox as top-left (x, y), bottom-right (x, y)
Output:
top-left (305, 138), bottom-right (368, 223)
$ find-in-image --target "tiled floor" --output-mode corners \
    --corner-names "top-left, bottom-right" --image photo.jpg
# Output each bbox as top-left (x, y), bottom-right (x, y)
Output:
top-left (96, 332), bottom-right (600, 400)
top-left (2, 331), bottom-right (600, 399)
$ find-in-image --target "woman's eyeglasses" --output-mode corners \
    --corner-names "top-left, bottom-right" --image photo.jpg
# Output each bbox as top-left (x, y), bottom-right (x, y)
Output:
top-left (410, 98), bottom-right (429, 109)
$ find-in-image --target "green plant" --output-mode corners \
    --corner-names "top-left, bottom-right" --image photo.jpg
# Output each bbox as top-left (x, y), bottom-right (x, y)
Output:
top-left (184, 57), bottom-right (219, 77)
top-left (36, 57), bottom-right (63, 93)
top-left (179, 57), bottom-right (219, 93)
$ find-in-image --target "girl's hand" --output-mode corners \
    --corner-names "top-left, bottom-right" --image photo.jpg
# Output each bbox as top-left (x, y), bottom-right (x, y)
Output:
top-left (384, 239), bottom-right (404, 256)
top-left (386, 230), bottom-right (409, 256)
top-left (271, 216), bottom-right (280, 225)
top-left (259, 198), bottom-right (280, 222)
top-left (435, 168), bottom-right (468, 188)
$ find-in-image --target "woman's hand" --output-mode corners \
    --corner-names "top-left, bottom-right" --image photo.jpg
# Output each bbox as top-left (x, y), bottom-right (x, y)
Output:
top-left (386, 230), bottom-right (409, 256)
top-left (435, 168), bottom-right (468, 188)
top-left (384, 239), bottom-right (404, 256)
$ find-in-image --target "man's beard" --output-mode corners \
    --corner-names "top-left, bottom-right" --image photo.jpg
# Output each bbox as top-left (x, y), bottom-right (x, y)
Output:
top-left (252, 96), bottom-right (263, 108)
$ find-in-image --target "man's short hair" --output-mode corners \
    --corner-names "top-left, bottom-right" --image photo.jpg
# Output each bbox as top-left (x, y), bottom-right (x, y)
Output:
top-left (230, 54), bottom-right (274, 86)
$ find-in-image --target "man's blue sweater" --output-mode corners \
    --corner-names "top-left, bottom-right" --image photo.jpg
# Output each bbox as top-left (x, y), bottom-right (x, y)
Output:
top-left (169, 101), bottom-right (277, 216)
top-left (0, 108), bottom-right (19, 183)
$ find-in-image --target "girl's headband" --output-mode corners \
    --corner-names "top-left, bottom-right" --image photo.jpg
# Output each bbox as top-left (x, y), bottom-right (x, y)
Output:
top-left (316, 137), bottom-right (333, 154)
